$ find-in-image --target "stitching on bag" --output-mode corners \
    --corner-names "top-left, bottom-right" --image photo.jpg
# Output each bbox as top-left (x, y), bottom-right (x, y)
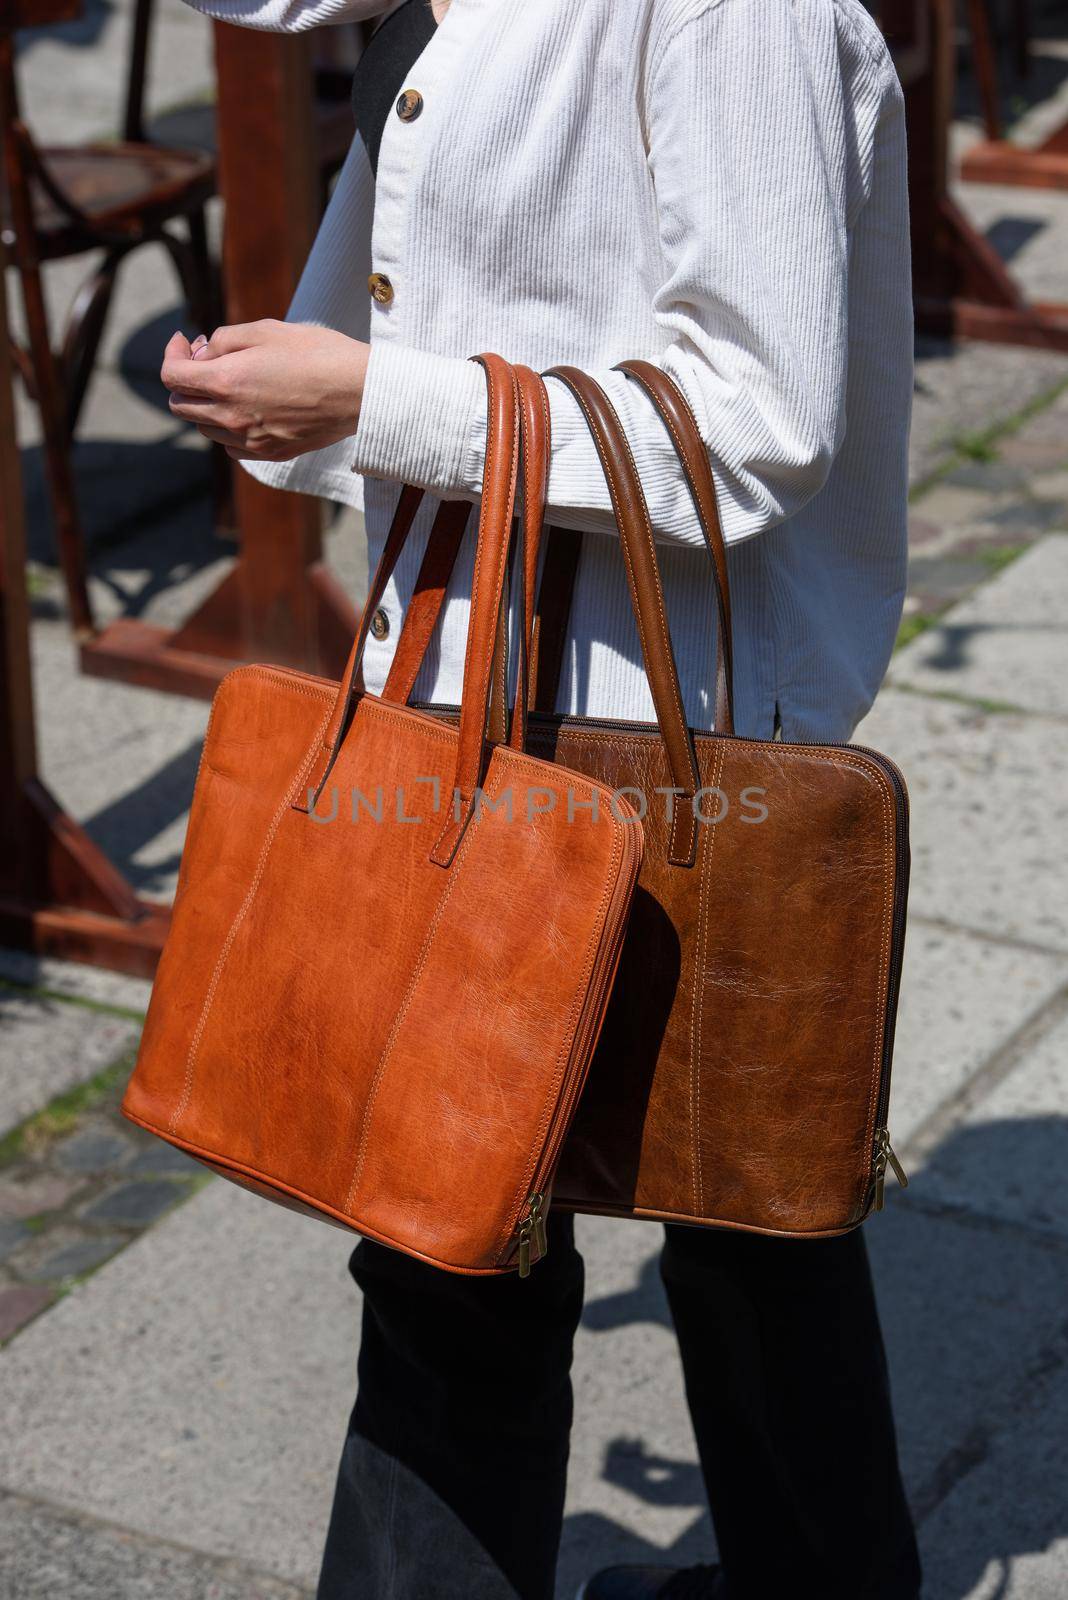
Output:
top-left (490, 744), bottom-right (623, 812)
top-left (343, 770), bottom-right (500, 1215)
top-left (169, 705), bottom-right (334, 1135)
top-left (689, 737), bottom-right (727, 1216)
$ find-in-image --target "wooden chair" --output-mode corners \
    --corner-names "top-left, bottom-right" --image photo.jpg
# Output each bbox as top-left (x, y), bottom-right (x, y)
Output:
top-left (0, 0), bottom-right (219, 637)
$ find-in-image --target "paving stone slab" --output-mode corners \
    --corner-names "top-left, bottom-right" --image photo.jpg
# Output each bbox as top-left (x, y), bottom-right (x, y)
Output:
top-left (18, 1232), bottom-right (126, 1285)
top-left (0, 989), bottom-right (139, 1141)
top-left (0, 1492), bottom-right (312, 1600)
top-left (3, 1169), bottom-right (1065, 1597)
top-left (0, 1285), bottom-right (53, 1343)
top-left (889, 923), bottom-right (1068, 1149)
top-left (890, 537), bottom-right (1068, 716)
top-left (919, 1352), bottom-right (1068, 1600)
top-left (0, 948), bottom-right (152, 1016)
top-left (914, 1007), bottom-right (1068, 1241)
top-left (0, 1180), bottom-right (358, 1586)
top-left (910, 339), bottom-right (1068, 485)
top-left (122, 1142), bottom-right (200, 1178)
top-left (78, 1178), bottom-right (185, 1229)
top-left (0, 1219), bottom-right (31, 1263)
top-left (0, 1173), bottom-right (83, 1221)
top-left (855, 690), bottom-right (1068, 953)
top-left (54, 1124), bottom-right (136, 1175)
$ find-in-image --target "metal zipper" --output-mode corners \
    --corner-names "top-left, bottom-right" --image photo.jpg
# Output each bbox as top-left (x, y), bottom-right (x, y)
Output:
top-left (872, 1126), bottom-right (909, 1211)
top-left (516, 1191), bottom-right (548, 1278)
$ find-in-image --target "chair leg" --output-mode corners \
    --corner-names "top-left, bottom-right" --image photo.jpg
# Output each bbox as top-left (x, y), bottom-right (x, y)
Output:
top-left (181, 208), bottom-right (233, 532)
top-left (159, 208), bottom-right (220, 336)
top-left (187, 203), bottom-right (223, 331)
top-left (16, 255), bottom-right (95, 636)
top-left (1013, 0), bottom-right (1030, 81)
top-left (967, 0), bottom-right (1003, 143)
top-left (61, 248), bottom-right (125, 437)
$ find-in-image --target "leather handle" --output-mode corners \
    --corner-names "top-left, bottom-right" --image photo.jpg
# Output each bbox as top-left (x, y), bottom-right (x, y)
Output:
top-left (615, 361), bottom-right (735, 735)
top-left (382, 498), bottom-right (473, 706)
top-left (293, 481), bottom-right (425, 815)
top-left (294, 355), bottom-right (521, 869)
top-left (428, 353), bottom-right (522, 867)
top-left (545, 365), bottom-right (701, 868)
top-left (382, 363), bottom-right (552, 749)
top-left (508, 363), bottom-right (552, 749)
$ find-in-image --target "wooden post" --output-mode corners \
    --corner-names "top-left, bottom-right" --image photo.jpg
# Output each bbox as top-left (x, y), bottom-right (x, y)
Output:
top-left (0, 250), bottom-right (170, 974)
top-left (897, 0), bottom-right (1068, 353)
top-left (80, 23), bottom-right (359, 698)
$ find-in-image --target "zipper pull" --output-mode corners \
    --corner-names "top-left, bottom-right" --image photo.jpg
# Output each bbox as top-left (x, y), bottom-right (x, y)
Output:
top-left (873, 1128), bottom-right (908, 1212)
top-left (516, 1193), bottom-right (548, 1279)
top-left (517, 1217), bottom-right (533, 1278)
top-left (530, 1192), bottom-right (548, 1259)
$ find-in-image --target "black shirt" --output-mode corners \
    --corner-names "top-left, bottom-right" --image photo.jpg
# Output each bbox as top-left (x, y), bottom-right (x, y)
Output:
top-left (351, 0), bottom-right (438, 177)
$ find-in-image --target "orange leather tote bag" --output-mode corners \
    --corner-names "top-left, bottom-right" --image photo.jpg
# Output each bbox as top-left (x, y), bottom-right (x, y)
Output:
top-left (385, 363), bottom-right (911, 1241)
top-left (121, 354), bottom-right (642, 1277)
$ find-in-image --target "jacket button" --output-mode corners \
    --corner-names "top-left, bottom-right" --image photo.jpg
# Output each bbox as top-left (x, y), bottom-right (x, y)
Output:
top-left (368, 273), bottom-right (394, 306)
top-left (396, 88), bottom-right (423, 122)
top-left (370, 607), bottom-right (390, 641)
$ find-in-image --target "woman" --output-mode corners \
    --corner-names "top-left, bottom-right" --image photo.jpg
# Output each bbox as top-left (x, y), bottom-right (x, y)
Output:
top-left (162, 2), bottom-right (920, 1597)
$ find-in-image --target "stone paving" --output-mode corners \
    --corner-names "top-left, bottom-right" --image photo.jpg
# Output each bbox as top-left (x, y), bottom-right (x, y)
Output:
top-left (3, 1), bottom-right (1068, 1596)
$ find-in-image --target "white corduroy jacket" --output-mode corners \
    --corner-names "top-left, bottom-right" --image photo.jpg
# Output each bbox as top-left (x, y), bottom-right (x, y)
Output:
top-left (182, 0), bottom-right (913, 741)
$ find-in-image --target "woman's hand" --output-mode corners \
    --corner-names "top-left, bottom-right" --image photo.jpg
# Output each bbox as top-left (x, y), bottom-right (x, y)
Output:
top-left (161, 321), bottom-right (370, 462)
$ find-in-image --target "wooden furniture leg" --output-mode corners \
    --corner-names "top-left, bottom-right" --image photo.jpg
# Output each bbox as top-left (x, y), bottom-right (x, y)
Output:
top-left (966, 0), bottom-right (1003, 141)
top-left (961, 0), bottom-right (1068, 191)
top-left (906, 0), bottom-right (1068, 351)
top-left (0, 256), bottom-right (169, 975)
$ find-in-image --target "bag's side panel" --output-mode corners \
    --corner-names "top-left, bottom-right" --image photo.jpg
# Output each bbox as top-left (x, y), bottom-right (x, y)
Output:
top-left (546, 730), bottom-right (899, 1234)
top-left (123, 668), bottom-right (333, 1135)
top-left (348, 746), bottom-right (633, 1271)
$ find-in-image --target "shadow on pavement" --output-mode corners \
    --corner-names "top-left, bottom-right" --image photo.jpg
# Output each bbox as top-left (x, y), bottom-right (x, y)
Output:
top-left (565, 1114), bottom-right (1068, 1600)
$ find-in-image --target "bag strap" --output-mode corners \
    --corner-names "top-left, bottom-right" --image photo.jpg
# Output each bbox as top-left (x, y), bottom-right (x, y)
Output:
top-left (428, 353), bottom-right (522, 866)
top-left (545, 366), bottom-right (702, 868)
top-left (383, 363), bottom-right (556, 744)
top-left (509, 362), bottom-right (552, 748)
top-left (614, 360), bottom-right (734, 735)
top-left (382, 367), bottom-right (734, 737)
top-left (534, 366), bottom-right (734, 735)
top-left (382, 498), bottom-right (472, 707)
top-left (294, 353), bottom-right (522, 872)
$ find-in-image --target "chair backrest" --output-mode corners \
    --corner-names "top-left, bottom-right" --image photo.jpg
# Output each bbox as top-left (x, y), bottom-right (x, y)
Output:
top-left (0, 0), bottom-right (153, 148)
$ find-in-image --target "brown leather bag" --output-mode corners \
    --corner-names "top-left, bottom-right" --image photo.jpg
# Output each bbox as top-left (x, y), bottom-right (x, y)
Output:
top-left (388, 362), bottom-right (911, 1239)
top-left (121, 353), bottom-right (642, 1277)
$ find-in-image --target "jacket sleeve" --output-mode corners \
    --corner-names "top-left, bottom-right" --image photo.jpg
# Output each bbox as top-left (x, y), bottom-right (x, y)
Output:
top-left (351, 0), bottom-right (902, 548)
top-left (177, 0), bottom-right (392, 33)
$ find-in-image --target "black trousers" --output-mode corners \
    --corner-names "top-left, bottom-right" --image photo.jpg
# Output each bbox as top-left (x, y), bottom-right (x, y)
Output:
top-left (316, 1214), bottom-right (921, 1600)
